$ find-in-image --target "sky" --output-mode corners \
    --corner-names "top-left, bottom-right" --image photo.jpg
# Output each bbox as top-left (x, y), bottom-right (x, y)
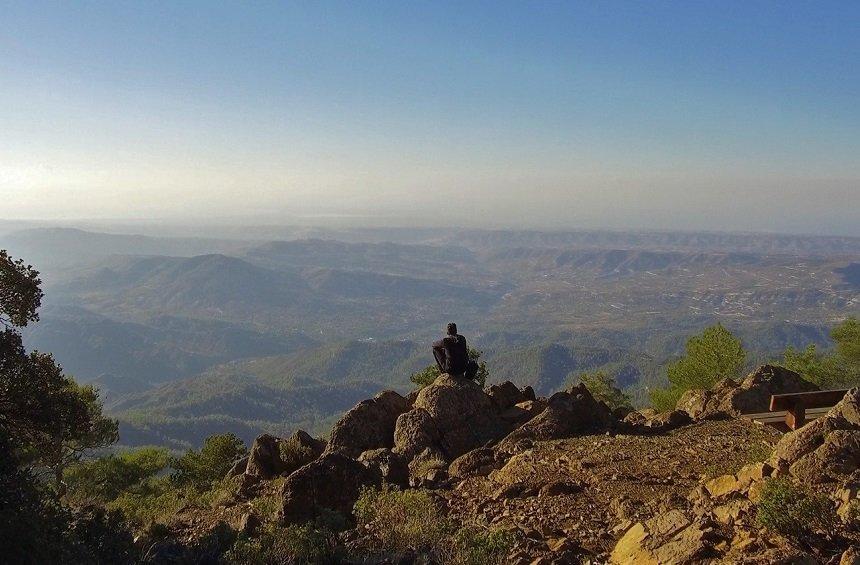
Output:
top-left (1, 1), bottom-right (859, 234)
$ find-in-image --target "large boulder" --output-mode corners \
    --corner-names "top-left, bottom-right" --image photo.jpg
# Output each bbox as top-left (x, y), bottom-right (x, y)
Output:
top-left (393, 407), bottom-right (443, 461)
top-left (499, 384), bottom-right (614, 447)
top-left (677, 365), bottom-right (818, 419)
top-left (245, 434), bottom-right (285, 479)
top-left (279, 453), bottom-right (381, 524)
top-left (772, 388), bottom-right (860, 483)
top-left (245, 430), bottom-right (324, 480)
top-left (410, 374), bottom-right (506, 459)
top-left (487, 381), bottom-right (529, 410)
top-left (358, 448), bottom-right (410, 488)
top-left (326, 390), bottom-right (411, 458)
top-left (448, 448), bottom-right (499, 479)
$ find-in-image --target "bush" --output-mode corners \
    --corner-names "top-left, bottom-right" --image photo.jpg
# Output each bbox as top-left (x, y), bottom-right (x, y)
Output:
top-left (756, 478), bottom-right (838, 538)
top-left (171, 433), bottom-right (247, 491)
top-left (224, 523), bottom-right (340, 565)
top-left (450, 526), bottom-right (515, 565)
top-left (279, 436), bottom-right (315, 471)
top-left (650, 324), bottom-right (745, 410)
top-left (354, 484), bottom-right (449, 555)
top-left (106, 476), bottom-right (182, 528)
top-left (353, 484), bottom-right (512, 563)
top-left (65, 446), bottom-right (170, 503)
top-left (578, 371), bottom-right (632, 411)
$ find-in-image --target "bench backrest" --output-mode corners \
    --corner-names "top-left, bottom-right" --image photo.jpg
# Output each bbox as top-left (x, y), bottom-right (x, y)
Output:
top-left (769, 389), bottom-right (849, 411)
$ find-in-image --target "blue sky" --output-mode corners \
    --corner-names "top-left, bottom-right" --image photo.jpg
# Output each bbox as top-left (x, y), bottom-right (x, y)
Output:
top-left (1, 1), bottom-right (858, 234)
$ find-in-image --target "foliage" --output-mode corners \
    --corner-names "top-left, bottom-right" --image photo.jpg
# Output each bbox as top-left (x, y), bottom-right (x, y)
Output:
top-left (65, 446), bottom-right (170, 503)
top-left (107, 476), bottom-right (182, 527)
top-left (832, 317), bottom-right (860, 365)
top-left (783, 318), bottom-right (860, 388)
top-left (0, 430), bottom-right (137, 564)
top-left (279, 435), bottom-right (314, 471)
top-left (650, 324), bottom-right (746, 411)
top-left (410, 347), bottom-right (488, 389)
top-left (353, 484), bottom-right (511, 562)
top-left (0, 250), bottom-right (129, 561)
top-left (354, 484), bottom-right (450, 555)
top-left (756, 478), bottom-right (838, 538)
top-left (450, 526), bottom-right (515, 565)
top-left (224, 522), bottom-right (341, 565)
top-left (171, 433), bottom-right (247, 491)
top-left (251, 477), bottom-right (287, 519)
top-left (0, 250), bottom-right (42, 327)
top-left (578, 371), bottom-right (632, 411)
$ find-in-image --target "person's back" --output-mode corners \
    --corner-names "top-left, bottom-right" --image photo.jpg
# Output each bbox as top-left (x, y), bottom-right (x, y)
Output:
top-left (432, 322), bottom-right (469, 376)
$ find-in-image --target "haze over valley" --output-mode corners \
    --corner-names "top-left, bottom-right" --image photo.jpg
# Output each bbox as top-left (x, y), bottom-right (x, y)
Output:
top-left (3, 224), bottom-right (857, 449)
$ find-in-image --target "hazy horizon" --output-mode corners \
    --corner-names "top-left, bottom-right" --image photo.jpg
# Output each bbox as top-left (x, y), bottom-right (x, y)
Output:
top-left (3, 2), bottom-right (859, 235)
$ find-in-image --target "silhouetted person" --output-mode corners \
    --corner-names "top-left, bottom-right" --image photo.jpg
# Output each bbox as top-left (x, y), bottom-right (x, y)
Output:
top-left (433, 322), bottom-right (469, 377)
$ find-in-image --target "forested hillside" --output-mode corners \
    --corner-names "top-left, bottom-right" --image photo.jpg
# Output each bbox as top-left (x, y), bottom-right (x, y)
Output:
top-left (2, 226), bottom-right (857, 450)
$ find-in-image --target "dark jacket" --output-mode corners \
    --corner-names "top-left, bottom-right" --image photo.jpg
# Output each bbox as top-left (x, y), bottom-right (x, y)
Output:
top-left (432, 334), bottom-right (468, 375)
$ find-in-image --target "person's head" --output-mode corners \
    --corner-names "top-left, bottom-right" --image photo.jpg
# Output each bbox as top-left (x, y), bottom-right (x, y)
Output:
top-left (446, 322), bottom-right (458, 336)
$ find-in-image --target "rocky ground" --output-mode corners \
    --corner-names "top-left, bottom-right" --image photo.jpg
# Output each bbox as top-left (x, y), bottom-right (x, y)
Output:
top-left (149, 366), bottom-right (860, 564)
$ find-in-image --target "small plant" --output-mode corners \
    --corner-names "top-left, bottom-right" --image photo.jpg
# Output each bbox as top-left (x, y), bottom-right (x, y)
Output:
top-left (224, 523), bottom-right (339, 565)
top-left (451, 526), bottom-right (515, 565)
top-left (578, 371), bottom-right (632, 411)
top-left (106, 477), bottom-right (183, 528)
top-left (278, 437), bottom-right (314, 472)
top-left (756, 478), bottom-right (838, 538)
top-left (171, 433), bottom-right (247, 491)
top-left (353, 484), bottom-right (450, 556)
top-left (410, 454), bottom-right (448, 478)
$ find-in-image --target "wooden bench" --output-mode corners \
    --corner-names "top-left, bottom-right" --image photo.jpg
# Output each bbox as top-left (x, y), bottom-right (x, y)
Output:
top-left (740, 389), bottom-right (849, 431)
top-left (763, 389), bottom-right (849, 430)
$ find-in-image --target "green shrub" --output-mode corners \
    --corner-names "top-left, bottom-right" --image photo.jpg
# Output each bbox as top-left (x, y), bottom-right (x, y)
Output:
top-left (106, 476), bottom-right (182, 528)
top-left (451, 526), bottom-right (515, 565)
top-left (278, 436), bottom-right (314, 471)
top-left (578, 371), bottom-right (632, 411)
top-left (354, 484), bottom-right (450, 555)
top-left (65, 447), bottom-right (170, 503)
top-left (224, 523), bottom-right (339, 565)
top-left (650, 324), bottom-right (745, 410)
top-left (756, 478), bottom-right (838, 537)
top-left (353, 484), bottom-right (511, 562)
top-left (171, 433), bottom-right (247, 491)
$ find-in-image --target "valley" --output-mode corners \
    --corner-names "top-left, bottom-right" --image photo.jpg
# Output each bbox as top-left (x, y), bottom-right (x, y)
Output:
top-left (2, 225), bottom-right (857, 449)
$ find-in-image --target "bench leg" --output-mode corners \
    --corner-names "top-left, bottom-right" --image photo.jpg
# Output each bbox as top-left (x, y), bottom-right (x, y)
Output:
top-left (786, 406), bottom-right (806, 431)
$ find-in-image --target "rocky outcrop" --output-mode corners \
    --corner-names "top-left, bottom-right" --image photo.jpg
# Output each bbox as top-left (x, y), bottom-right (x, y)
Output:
top-left (772, 388), bottom-right (860, 483)
top-left (245, 434), bottom-right (285, 479)
top-left (677, 365), bottom-right (818, 419)
top-left (279, 453), bottom-right (381, 524)
top-left (448, 447), bottom-right (500, 479)
top-left (326, 390), bottom-right (411, 458)
top-left (610, 510), bottom-right (718, 564)
top-left (499, 399), bottom-right (547, 427)
top-left (245, 430), bottom-right (324, 480)
top-left (393, 374), bottom-right (507, 463)
top-left (357, 448), bottom-right (409, 488)
top-left (393, 407), bottom-right (443, 461)
top-left (487, 381), bottom-right (529, 410)
top-left (499, 384), bottom-right (614, 447)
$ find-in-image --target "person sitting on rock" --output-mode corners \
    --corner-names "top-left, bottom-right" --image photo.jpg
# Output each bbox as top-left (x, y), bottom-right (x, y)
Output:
top-left (433, 322), bottom-right (470, 377)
